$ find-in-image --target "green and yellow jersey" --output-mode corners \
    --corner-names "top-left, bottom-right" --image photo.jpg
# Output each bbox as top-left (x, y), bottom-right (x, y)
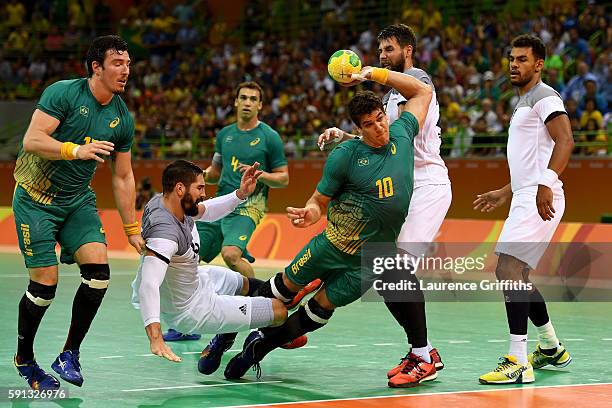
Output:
top-left (215, 121), bottom-right (286, 224)
top-left (317, 111), bottom-right (418, 255)
top-left (14, 78), bottom-right (134, 205)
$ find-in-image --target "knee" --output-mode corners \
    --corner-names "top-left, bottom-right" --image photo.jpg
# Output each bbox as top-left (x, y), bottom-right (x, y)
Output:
top-left (221, 247), bottom-right (242, 268)
top-left (270, 299), bottom-right (288, 326)
top-left (79, 264), bottom-right (110, 302)
top-left (29, 266), bottom-right (58, 286)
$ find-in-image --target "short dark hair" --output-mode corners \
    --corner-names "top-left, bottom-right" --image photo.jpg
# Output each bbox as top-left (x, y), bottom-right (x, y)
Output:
top-left (511, 34), bottom-right (546, 60)
top-left (86, 35), bottom-right (129, 77)
top-left (235, 81), bottom-right (264, 103)
top-left (162, 160), bottom-right (203, 194)
top-left (377, 24), bottom-right (417, 51)
top-left (348, 91), bottom-right (385, 127)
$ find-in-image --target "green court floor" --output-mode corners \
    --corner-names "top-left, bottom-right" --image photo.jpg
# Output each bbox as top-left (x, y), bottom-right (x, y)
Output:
top-left (1, 252), bottom-right (611, 407)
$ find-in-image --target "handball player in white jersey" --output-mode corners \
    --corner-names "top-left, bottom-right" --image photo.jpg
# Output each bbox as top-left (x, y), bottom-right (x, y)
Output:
top-left (475, 34), bottom-right (574, 385)
top-left (131, 160), bottom-right (287, 363)
top-left (319, 24), bottom-right (450, 385)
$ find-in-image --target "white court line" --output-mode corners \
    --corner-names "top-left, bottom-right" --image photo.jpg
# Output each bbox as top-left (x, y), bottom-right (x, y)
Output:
top-left (602, 338), bottom-right (612, 341)
top-left (300, 346), bottom-right (318, 349)
top-left (448, 340), bottom-right (470, 344)
top-left (182, 351), bottom-right (201, 355)
top-left (99, 355), bottom-right (124, 359)
top-left (564, 338), bottom-right (585, 341)
top-left (487, 340), bottom-right (506, 343)
top-left (229, 349), bottom-right (242, 352)
top-left (373, 343), bottom-right (396, 346)
top-left (138, 354), bottom-right (155, 357)
top-left (213, 381), bottom-right (612, 408)
top-left (335, 344), bottom-right (357, 348)
top-left (123, 380), bottom-right (283, 392)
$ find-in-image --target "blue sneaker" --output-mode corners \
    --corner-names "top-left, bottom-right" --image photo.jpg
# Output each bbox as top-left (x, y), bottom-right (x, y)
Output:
top-left (51, 350), bottom-right (83, 387)
top-left (163, 328), bottom-right (201, 342)
top-left (14, 355), bottom-right (60, 390)
top-left (198, 334), bottom-right (235, 375)
top-left (224, 331), bottom-right (265, 380)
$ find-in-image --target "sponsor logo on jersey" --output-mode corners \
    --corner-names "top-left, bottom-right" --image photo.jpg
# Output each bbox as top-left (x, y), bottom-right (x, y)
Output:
top-left (109, 117), bottom-right (120, 128)
top-left (357, 157), bottom-right (369, 166)
top-left (239, 304), bottom-right (247, 315)
top-left (99, 227), bottom-right (105, 234)
top-left (250, 137), bottom-right (261, 146)
top-left (79, 106), bottom-right (89, 117)
top-left (239, 235), bottom-right (247, 241)
top-left (290, 248), bottom-right (312, 274)
top-left (391, 142), bottom-right (396, 155)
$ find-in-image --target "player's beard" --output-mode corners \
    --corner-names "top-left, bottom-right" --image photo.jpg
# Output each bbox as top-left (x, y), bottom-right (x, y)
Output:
top-left (181, 193), bottom-right (201, 217)
top-left (510, 70), bottom-right (533, 87)
top-left (384, 55), bottom-right (405, 73)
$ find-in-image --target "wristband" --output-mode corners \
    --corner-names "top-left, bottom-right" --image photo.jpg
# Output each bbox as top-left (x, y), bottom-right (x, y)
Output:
top-left (538, 168), bottom-right (558, 188)
top-left (123, 221), bottom-right (140, 236)
top-left (370, 68), bottom-right (389, 85)
top-left (60, 142), bottom-right (80, 160)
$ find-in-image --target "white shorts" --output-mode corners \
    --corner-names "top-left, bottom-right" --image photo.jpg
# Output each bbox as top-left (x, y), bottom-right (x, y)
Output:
top-left (495, 190), bottom-right (565, 270)
top-left (397, 183), bottom-right (452, 256)
top-left (175, 266), bottom-right (273, 334)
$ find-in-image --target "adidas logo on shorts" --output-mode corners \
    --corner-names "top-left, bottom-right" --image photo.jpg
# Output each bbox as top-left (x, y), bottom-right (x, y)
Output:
top-left (239, 304), bottom-right (247, 315)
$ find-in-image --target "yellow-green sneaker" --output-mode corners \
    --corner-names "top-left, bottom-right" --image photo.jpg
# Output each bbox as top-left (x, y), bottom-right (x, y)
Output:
top-left (528, 343), bottom-right (572, 369)
top-left (479, 355), bottom-right (535, 384)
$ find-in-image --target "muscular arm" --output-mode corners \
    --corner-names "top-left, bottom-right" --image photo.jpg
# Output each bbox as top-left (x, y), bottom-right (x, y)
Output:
top-left (258, 165), bottom-right (289, 188)
top-left (383, 71), bottom-right (433, 130)
top-left (110, 151), bottom-right (138, 225)
top-left (22, 109), bottom-right (63, 159)
top-left (545, 114), bottom-right (574, 176)
top-left (204, 161), bottom-right (221, 184)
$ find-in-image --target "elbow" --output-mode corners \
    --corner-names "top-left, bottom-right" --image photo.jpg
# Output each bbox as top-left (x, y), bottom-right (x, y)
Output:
top-left (279, 174), bottom-right (289, 188)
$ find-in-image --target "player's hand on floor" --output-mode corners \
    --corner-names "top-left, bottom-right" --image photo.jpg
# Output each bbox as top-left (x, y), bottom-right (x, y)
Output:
top-left (150, 339), bottom-right (182, 362)
top-left (128, 234), bottom-right (146, 255)
top-left (473, 189), bottom-right (508, 212)
top-left (536, 184), bottom-right (555, 221)
top-left (317, 127), bottom-right (344, 150)
top-left (237, 162), bottom-right (262, 199)
top-left (76, 141), bottom-right (114, 162)
top-left (287, 206), bottom-right (317, 228)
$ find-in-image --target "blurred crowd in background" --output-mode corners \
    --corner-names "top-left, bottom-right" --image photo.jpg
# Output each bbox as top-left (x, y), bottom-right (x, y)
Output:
top-left (1, 0), bottom-right (610, 159)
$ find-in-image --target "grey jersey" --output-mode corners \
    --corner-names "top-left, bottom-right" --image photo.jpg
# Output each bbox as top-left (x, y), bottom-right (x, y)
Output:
top-left (141, 194), bottom-right (200, 264)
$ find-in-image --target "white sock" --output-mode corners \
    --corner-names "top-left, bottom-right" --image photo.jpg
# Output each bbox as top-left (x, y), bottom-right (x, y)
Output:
top-left (509, 334), bottom-right (528, 365)
top-left (536, 321), bottom-right (560, 350)
top-left (412, 346), bottom-right (431, 363)
top-left (426, 340), bottom-right (433, 353)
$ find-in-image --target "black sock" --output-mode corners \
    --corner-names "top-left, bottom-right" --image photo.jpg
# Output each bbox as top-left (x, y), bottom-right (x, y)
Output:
top-left (17, 281), bottom-right (57, 363)
top-left (64, 264), bottom-right (109, 351)
top-left (258, 300), bottom-right (332, 360)
top-left (528, 287), bottom-right (550, 327)
top-left (247, 278), bottom-right (264, 297)
top-left (503, 289), bottom-right (529, 335)
top-left (384, 302), bottom-right (428, 348)
top-left (253, 273), bottom-right (297, 302)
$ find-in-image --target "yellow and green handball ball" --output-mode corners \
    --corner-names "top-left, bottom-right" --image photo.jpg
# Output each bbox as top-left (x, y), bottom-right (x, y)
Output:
top-left (327, 49), bottom-right (362, 84)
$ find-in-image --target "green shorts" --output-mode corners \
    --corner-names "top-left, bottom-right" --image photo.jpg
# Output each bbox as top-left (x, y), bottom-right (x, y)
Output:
top-left (197, 212), bottom-right (257, 262)
top-left (13, 185), bottom-right (106, 268)
top-left (285, 233), bottom-right (369, 308)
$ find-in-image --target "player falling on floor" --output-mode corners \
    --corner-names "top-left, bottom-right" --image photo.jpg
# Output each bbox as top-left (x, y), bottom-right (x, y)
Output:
top-left (163, 81), bottom-right (293, 342)
top-left (318, 24), bottom-right (449, 381)
top-left (12, 35), bottom-right (145, 390)
top-left (223, 67), bottom-right (437, 388)
top-left (132, 160), bottom-right (308, 371)
top-left (475, 34), bottom-right (574, 385)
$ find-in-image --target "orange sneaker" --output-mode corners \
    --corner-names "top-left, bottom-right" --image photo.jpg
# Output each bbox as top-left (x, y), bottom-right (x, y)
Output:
top-left (280, 335), bottom-right (308, 349)
top-left (388, 353), bottom-right (437, 388)
top-left (286, 279), bottom-right (322, 310)
top-left (387, 348), bottom-right (444, 379)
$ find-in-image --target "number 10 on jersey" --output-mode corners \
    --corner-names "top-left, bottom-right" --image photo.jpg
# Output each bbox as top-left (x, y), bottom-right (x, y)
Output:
top-left (375, 177), bottom-right (394, 198)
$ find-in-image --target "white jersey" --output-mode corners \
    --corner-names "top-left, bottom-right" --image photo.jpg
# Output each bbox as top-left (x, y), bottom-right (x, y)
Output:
top-left (507, 81), bottom-right (566, 194)
top-left (383, 67), bottom-right (450, 188)
top-left (131, 194), bottom-right (212, 329)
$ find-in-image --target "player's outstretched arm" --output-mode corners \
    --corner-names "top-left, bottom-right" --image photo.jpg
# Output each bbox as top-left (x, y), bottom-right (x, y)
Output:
top-left (287, 190), bottom-right (331, 228)
top-left (536, 114), bottom-right (574, 221)
top-left (473, 184), bottom-right (512, 213)
top-left (23, 109), bottom-right (115, 162)
top-left (204, 159), bottom-right (221, 184)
